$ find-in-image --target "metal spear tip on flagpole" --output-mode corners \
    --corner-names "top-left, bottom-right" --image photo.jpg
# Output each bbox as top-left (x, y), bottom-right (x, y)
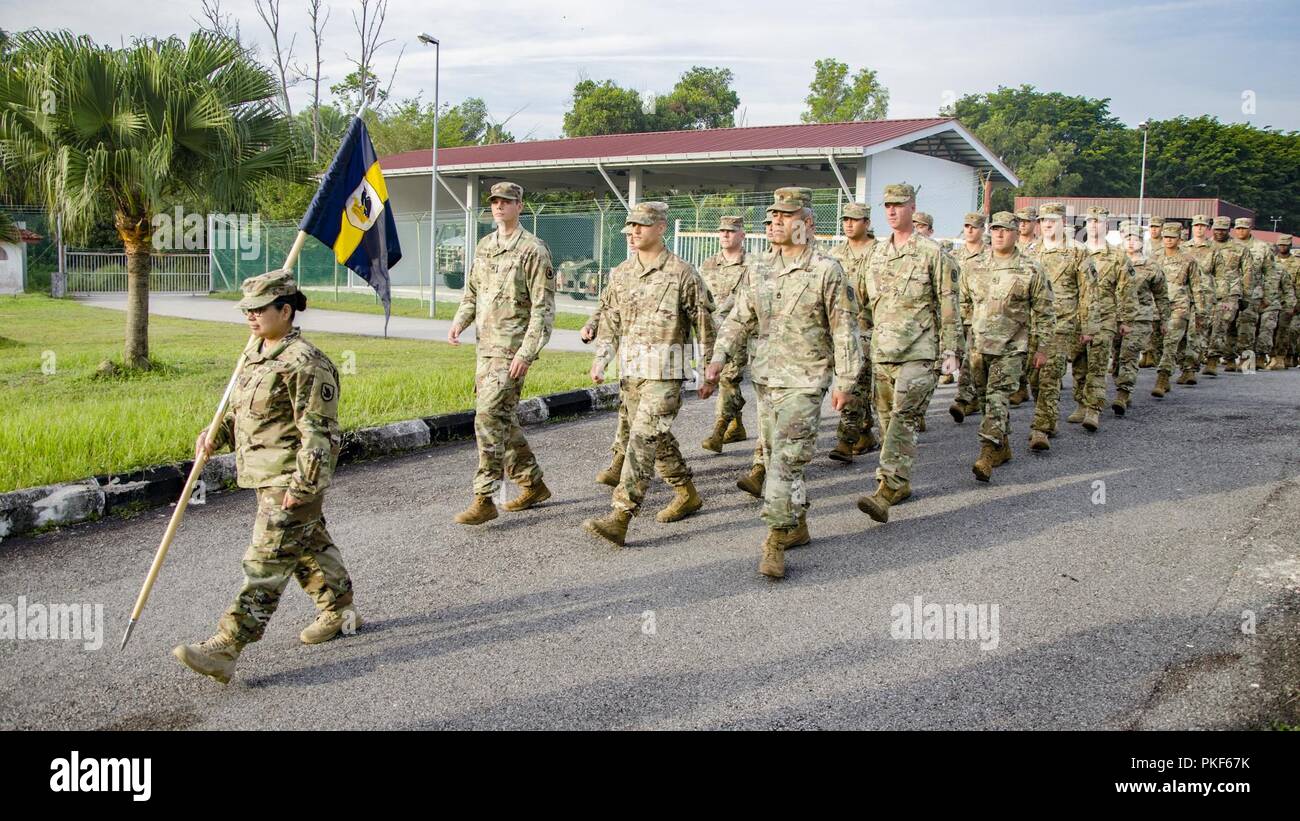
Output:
top-left (119, 619), bottom-right (137, 651)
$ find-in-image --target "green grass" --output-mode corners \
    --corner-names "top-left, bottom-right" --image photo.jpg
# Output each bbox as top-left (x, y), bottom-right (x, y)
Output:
top-left (207, 289), bottom-right (592, 331)
top-left (0, 294), bottom-right (596, 492)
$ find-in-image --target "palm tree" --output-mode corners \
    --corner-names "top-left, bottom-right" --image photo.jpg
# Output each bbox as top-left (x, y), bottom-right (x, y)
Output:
top-left (0, 30), bottom-right (303, 368)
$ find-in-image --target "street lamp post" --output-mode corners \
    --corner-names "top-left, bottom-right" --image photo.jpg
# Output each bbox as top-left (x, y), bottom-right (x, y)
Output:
top-left (418, 33), bottom-right (440, 318)
top-left (1137, 119), bottom-right (1150, 232)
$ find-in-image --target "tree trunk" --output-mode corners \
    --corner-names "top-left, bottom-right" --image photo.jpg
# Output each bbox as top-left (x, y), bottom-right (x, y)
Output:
top-left (117, 212), bottom-right (152, 369)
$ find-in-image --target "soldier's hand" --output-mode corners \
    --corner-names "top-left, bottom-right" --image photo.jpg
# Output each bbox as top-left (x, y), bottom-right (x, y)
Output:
top-left (697, 381), bottom-right (715, 400)
top-left (704, 362), bottom-right (723, 384)
top-left (589, 362), bottom-right (605, 384)
top-left (580, 325), bottom-right (595, 343)
top-left (831, 390), bottom-right (850, 412)
top-left (1033, 351), bottom-right (1048, 369)
top-left (509, 355), bottom-right (531, 380)
top-left (282, 492), bottom-right (303, 510)
top-left (194, 429), bottom-right (215, 461)
top-left (940, 354), bottom-right (960, 375)
top-left (1080, 334), bottom-right (1093, 345)
top-left (1119, 324), bottom-right (1130, 337)
top-left (447, 324), bottom-right (461, 345)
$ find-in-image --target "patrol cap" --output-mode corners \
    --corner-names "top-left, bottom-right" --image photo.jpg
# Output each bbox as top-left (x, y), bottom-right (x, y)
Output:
top-left (717, 215), bottom-right (744, 231)
top-left (1149, 216), bottom-right (1165, 227)
top-left (1014, 206), bottom-right (1037, 221)
top-left (1191, 214), bottom-right (1211, 227)
top-left (626, 201), bottom-right (669, 225)
top-left (1234, 217), bottom-right (1253, 229)
top-left (882, 183), bottom-right (916, 205)
top-left (989, 211), bottom-right (1017, 230)
top-left (237, 270), bottom-right (299, 311)
top-left (964, 212), bottom-right (986, 229)
top-left (1086, 206), bottom-right (1109, 221)
top-left (1212, 216), bottom-right (1232, 230)
top-left (1278, 234), bottom-right (1293, 246)
top-left (1123, 224), bottom-right (1143, 239)
top-left (768, 187), bottom-right (813, 213)
top-left (488, 181), bottom-right (523, 201)
top-left (1161, 222), bottom-right (1182, 238)
top-left (912, 211), bottom-right (934, 228)
top-left (762, 215), bottom-right (773, 225)
top-left (842, 202), bottom-right (870, 220)
top-left (1038, 202), bottom-right (1066, 219)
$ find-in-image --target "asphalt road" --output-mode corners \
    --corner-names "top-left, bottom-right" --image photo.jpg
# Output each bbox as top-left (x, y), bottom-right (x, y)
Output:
top-left (2, 365), bottom-right (1298, 730)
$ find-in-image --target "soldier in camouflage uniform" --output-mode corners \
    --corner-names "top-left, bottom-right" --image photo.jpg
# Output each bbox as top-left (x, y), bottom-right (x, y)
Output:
top-left (1151, 222), bottom-right (1198, 398)
top-left (1273, 235), bottom-right (1300, 367)
top-left (448, 182), bottom-right (556, 525)
top-left (961, 212), bottom-right (1054, 481)
top-left (581, 256), bottom-right (633, 486)
top-left (1025, 202), bottom-right (1093, 451)
top-left (1265, 235), bottom-right (1298, 369)
top-left (1183, 215), bottom-right (1221, 376)
top-left (699, 216), bottom-right (752, 451)
top-left (1008, 207), bottom-right (1038, 406)
top-left (1112, 224), bottom-right (1169, 414)
top-left (828, 202), bottom-right (879, 462)
top-left (1015, 206), bottom-right (1039, 253)
top-left (1071, 206), bottom-right (1131, 431)
top-left (1140, 217), bottom-right (1166, 368)
top-left (173, 272), bottom-right (354, 684)
top-left (707, 187), bottom-right (860, 579)
top-left (584, 202), bottom-right (716, 547)
top-left (950, 212), bottom-right (989, 423)
top-left (1208, 216), bottom-right (1249, 373)
top-left (857, 183), bottom-right (960, 522)
top-left (914, 212), bottom-right (959, 397)
top-left (1233, 216), bottom-right (1278, 369)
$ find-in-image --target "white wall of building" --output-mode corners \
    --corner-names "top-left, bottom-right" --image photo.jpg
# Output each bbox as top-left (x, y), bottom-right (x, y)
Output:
top-left (865, 149), bottom-right (981, 240)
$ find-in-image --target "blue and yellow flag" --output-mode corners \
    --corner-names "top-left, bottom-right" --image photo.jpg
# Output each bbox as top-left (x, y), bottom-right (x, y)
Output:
top-left (300, 116), bottom-right (402, 333)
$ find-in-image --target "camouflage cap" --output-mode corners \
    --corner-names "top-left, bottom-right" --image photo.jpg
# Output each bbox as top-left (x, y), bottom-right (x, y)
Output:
top-left (1038, 202), bottom-right (1066, 219)
top-left (718, 215), bottom-right (744, 231)
top-left (762, 215), bottom-right (773, 225)
top-left (1123, 224), bottom-right (1143, 239)
top-left (768, 186), bottom-right (814, 213)
top-left (237, 270), bottom-right (298, 311)
top-left (1161, 222), bottom-right (1182, 238)
top-left (626, 201), bottom-right (669, 225)
top-left (1277, 234), bottom-right (1293, 246)
top-left (989, 211), bottom-right (1017, 230)
top-left (488, 181), bottom-right (523, 201)
top-left (1086, 205), bottom-right (1109, 221)
top-left (1212, 216), bottom-right (1232, 230)
top-left (1233, 217), bottom-right (1253, 229)
top-left (912, 211), bottom-right (934, 227)
top-left (1014, 206), bottom-right (1038, 221)
top-left (1191, 214), bottom-right (1211, 227)
top-left (1149, 216), bottom-right (1165, 227)
top-left (882, 183), bottom-right (916, 205)
top-left (842, 202), bottom-right (870, 220)
top-left (964, 212), bottom-right (987, 229)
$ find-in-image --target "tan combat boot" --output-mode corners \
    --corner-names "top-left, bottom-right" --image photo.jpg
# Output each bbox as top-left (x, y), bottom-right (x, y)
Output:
top-left (828, 439), bottom-right (855, 463)
top-left (300, 606), bottom-right (362, 645)
top-left (736, 464), bottom-right (765, 498)
top-left (1082, 408), bottom-right (1100, 432)
top-left (1139, 350), bottom-right (1156, 368)
top-left (596, 453), bottom-right (624, 487)
top-left (949, 401), bottom-right (966, 423)
top-left (1111, 390), bottom-right (1129, 416)
top-left (504, 479), bottom-right (551, 512)
top-left (1202, 358), bottom-right (1218, 376)
top-left (1151, 372), bottom-right (1170, 398)
top-left (1028, 429), bottom-right (1051, 451)
top-left (759, 530), bottom-right (787, 579)
top-left (994, 435), bottom-right (1012, 466)
top-left (701, 418), bottom-right (730, 453)
top-left (454, 495), bottom-right (498, 525)
top-left (1223, 359), bottom-right (1240, 373)
top-left (939, 372), bottom-right (955, 385)
top-left (963, 400), bottom-right (982, 417)
top-left (972, 441), bottom-right (998, 482)
top-left (1266, 357), bottom-right (1286, 371)
top-left (172, 632), bottom-right (244, 684)
top-left (723, 418), bottom-right (747, 443)
top-left (1067, 407), bottom-right (1086, 424)
top-left (857, 481), bottom-right (893, 523)
top-left (583, 508), bottom-right (632, 547)
top-left (1008, 387), bottom-right (1029, 406)
top-left (852, 430), bottom-right (879, 454)
top-left (656, 481), bottom-right (702, 523)
top-left (1175, 369), bottom-right (1193, 385)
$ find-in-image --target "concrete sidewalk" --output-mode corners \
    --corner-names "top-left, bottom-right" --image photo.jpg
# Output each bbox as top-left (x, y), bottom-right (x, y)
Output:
top-left (78, 293), bottom-right (592, 353)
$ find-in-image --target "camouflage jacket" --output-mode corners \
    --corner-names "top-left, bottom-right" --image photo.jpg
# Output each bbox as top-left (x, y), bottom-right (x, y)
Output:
top-left (699, 249), bottom-right (749, 326)
top-left (1275, 255), bottom-right (1299, 312)
top-left (830, 239), bottom-right (877, 341)
top-left (1151, 248), bottom-right (1196, 316)
top-left (1184, 240), bottom-right (1227, 313)
top-left (1122, 254), bottom-right (1170, 325)
top-left (954, 244), bottom-right (988, 329)
top-left (1209, 238), bottom-right (1250, 304)
top-left (1241, 237), bottom-right (1279, 308)
top-left (714, 244), bottom-right (861, 393)
top-left (210, 330), bottom-right (342, 497)
top-left (960, 248), bottom-right (1055, 356)
top-left (451, 227), bottom-right (556, 362)
top-left (1080, 242), bottom-right (1132, 336)
top-left (863, 232), bottom-right (960, 363)
top-left (593, 248), bottom-right (715, 380)
top-left (579, 267), bottom-right (623, 339)
top-left (1025, 239), bottom-right (1094, 337)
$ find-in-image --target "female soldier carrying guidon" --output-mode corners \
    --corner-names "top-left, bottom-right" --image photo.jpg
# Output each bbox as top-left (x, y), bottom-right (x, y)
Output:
top-left (173, 271), bottom-right (358, 684)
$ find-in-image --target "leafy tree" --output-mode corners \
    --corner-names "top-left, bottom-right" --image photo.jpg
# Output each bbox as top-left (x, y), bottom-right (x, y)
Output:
top-left (563, 79), bottom-right (647, 137)
top-left (801, 59), bottom-right (889, 123)
top-left (655, 67), bottom-right (740, 131)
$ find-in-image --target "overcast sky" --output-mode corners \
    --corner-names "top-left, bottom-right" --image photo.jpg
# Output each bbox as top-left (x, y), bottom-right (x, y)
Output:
top-left (4, 0), bottom-right (1297, 140)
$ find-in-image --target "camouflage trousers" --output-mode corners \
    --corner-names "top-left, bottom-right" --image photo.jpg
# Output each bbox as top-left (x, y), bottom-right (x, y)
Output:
top-left (1158, 310), bottom-right (1194, 374)
top-left (1271, 310), bottom-right (1296, 359)
top-left (1145, 318), bottom-right (1164, 362)
top-left (612, 378), bottom-right (690, 514)
top-left (755, 384), bottom-right (824, 529)
top-left (1113, 321), bottom-right (1152, 393)
top-left (835, 338), bottom-right (875, 444)
top-left (1255, 309), bottom-right (1280, 356)
top-left (1022, 335), bottom-right (1039, 394)
top-left (608, 396), bottom-right (631, 457)
top-left (714, 341), bottom-right (749, 423)
top-left (1234, 305), bottom-right (1259, 358)
top-left (220, 488), bottom-right (354, 645)
top-left (873, 360), bottom-right (938, 490)
top-left (969, 351), bottom-right (1022, 446)
top-left (1032, 332), bottom-right (1076, 433)
top-left (1070, 331), bottom-right (1115, 412)
top-left (1209, 303), bottom-right (1239, 359)
top-left (956, 327), bottom-right (980, 407)
top-left (472, 356), bottom-right (543, 497)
